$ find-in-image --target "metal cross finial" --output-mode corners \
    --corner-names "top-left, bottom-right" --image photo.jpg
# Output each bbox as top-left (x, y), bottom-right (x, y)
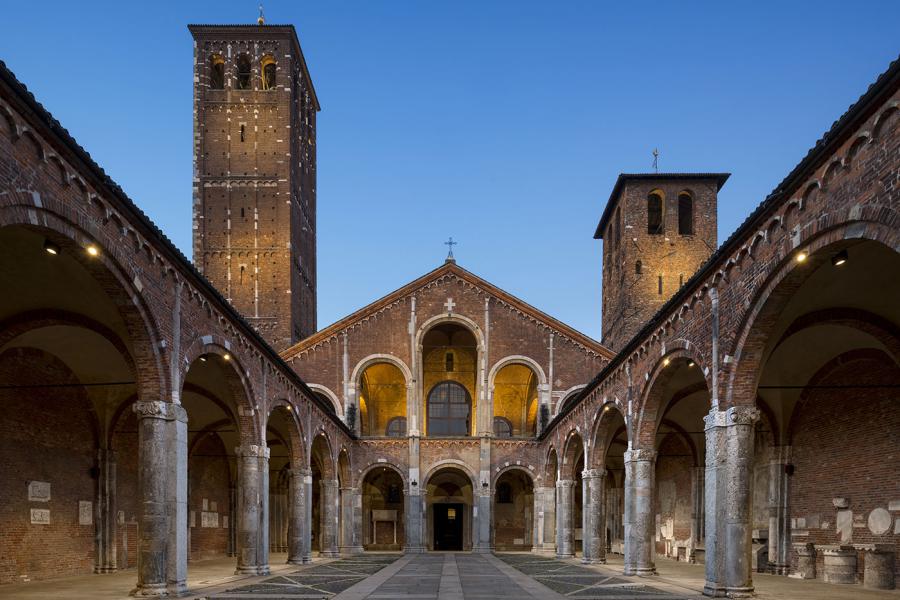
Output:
top-left (258, 4), bottom-right (265, 25)
top-left (652, 148), bottom-right (659, 173)
top-left (444, 237), bottom-right (457, 260)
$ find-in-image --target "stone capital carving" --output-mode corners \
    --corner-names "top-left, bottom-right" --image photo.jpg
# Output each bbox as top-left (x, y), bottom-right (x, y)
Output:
top-left (556, 479), bottom-right (576, 489)
top-left (289, 467), bottom-right (312, 478)
top-left (581, 468), bottom-right (607, 480)
top-left (623, 448), bottom-right (657, 463)
top-left (726, 405), bottom-right (760, 426)
top-left (321, 479), bottom-right (339, 489)
top-left (704, 408), bottom-right (729, 430)
top-left (235, 444), bottom-right (270, 458)
top-left (132, 400), bottom-right (187, 423)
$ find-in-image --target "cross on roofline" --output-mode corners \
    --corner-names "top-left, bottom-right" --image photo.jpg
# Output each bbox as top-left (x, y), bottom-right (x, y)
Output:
top-left (444, 237), bottom-right (457, 262)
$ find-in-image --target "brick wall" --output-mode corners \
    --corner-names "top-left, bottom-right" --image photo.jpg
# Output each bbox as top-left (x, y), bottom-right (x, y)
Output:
top-left (188, 434), bottom-right (232, 560)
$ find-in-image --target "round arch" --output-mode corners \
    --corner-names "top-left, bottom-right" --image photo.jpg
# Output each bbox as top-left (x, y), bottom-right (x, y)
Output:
top-left (589, 401), bottom-right (628, 469)
top-left (350, 354), bottom-right (412, 387)
top-left (309, 431), bottom-right (335, 478)
top-left (556, 385), bottom-right (586, 416)
top-left (487, 355), bottom-right (547, 388)
top-left (422, 459), bottom-right (479, 488)
top-left (415, 313), bottom-right (485, 351)
top-left (491, 464), bottom-right (536, 488)
top-left (357, 461), bottom-right (408, 489)
top-left (266, 398), bottom-right (307, 466)
top-left (305, 383), bottom-right (343, 416)
top-left (561, 429), bottom-right (585, 480)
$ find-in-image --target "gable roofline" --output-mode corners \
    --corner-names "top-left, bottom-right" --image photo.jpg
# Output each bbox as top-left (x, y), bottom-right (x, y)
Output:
top-left (281, 261), bottom-right (614, 360)
top-left (0, 58), bottom-right (346, 435)
top-left (188, 23), bottom-right (321, 111)
top-left (544, 53), bottom-right (900, 439)
top-left (593, 173), bottom-right (730, 239)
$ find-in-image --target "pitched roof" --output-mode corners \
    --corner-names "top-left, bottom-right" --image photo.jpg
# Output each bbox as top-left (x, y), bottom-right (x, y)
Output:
top-left (281, 260), bottom-right (614, 360)
top-left (593, 173), bottom-right (730, 239)
top-left (187, 23), bottom-right (321, 111)
top-left (544, 53), bottom-right (900, 437)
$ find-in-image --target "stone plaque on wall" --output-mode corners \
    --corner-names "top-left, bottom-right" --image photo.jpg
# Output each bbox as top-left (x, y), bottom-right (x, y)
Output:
top-left (210, 501), bottom-right (217, 512)
top-left (117, 510), bottom-right (125, 525)
top-left (30, 508), bottom-right (50, 524)
top-left (78, 501), bottom-right (92, 525)
top-left (28, 481), bottom-right (51, 502)
top-left (189, 511), bottom-right (196, 528)
top-left (223, 515), bottom-right (229, 529)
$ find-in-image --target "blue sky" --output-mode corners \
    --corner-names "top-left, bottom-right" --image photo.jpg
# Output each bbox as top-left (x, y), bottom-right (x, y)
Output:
top-left (2, 1), bottom-right (897, 341)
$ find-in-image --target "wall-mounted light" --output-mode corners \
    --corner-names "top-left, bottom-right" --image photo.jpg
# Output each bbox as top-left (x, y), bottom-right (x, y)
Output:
top-left (199, 356), bottom-right (207, 362)
top-left (831, 250), bottom-right (848, 266)
top-left (662, 357), bottom-right (670, 367)
top-left (223, 353), bottom-right (231, 361)
top-left (43, 239), bottom-right (60, 255)
top-left (86, 244), bottom-right (99, 257)
top-left (687, 360), bottom-right (695, 368)
top-left (795, 251), bottom-right (808, 263)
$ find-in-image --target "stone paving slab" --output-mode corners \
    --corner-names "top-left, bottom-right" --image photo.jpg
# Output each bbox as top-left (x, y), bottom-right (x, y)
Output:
top-left (207, 555), bottom-right (401, 599)
top-left (495, 554), bottom-right (697, 599)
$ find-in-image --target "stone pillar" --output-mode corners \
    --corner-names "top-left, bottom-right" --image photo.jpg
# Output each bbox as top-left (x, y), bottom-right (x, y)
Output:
top-left (863, 546), bottom-right (895, 590)
top-left (541, 484), bottom-right (557, 554)
top-left (131, 401), bottom-right (187, 597)
top-left (339, 486), bottom-right (363, 555)
top-left (405, 436), bottom-right (425, 552)
top-left (723, 406), bottom-right (760, 597)
top-left (794, 543), bottom-right (816, 579)
top-left (302, 474), bottom-right (313, 563)
top-left (703, 409), bottom-right (728, 596)
top-left (95, 448), bottom-right (117, 573)
top-left (473, 436), bottom-right (493, 553)
top-left (320, 479), bottom-right (339, 557)
top-left (235, 444), bottom-right (269, 575)
top-left (287, 468), bottom-right (309, 564)
top-left (555, 479), bottom-right (575, 558)
top-left (767, 446), bottom-right (791, 575)
top-left (582, 469), bottom-right (606, 564)
top-left (690, 466), bottom-right (705, 563)
top-left (623, 449), bottom-right (656, 576)
top-left (532, 487), bottom-right (543, 550)
top-left (228, 484), bottom-right (237, 557)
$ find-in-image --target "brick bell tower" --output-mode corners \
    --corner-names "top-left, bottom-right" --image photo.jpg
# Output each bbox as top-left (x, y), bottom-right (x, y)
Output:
top-left (189, 21), bottom-right (319, 350)
top-left (595, 173), bottom-right (729, 352)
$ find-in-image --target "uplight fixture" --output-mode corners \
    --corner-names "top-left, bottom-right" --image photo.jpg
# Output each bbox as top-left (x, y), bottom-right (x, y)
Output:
top-left (831, 250), bottom-right (848, 266)
top-left (223, 353), bottom-right (231, 361)
top-left (43, 240), bottom-right (60, 255)
top-left (663, 357), bottom-right (670, 367)
top-left (687, 360), bottom-right (696, 368)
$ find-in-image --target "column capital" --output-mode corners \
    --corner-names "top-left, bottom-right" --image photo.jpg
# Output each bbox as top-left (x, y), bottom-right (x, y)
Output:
top-left (624, 448), bottom-right (656, 463)
top-left (133, 400), bottom-right (187, 423)
top-left (321, 478), bottom-right (339, 489)
top-left (556, 479), bottom-right (576, 489)
top-left (235, 444), bottom-right (270, 458)
top-left (289, 467), bottom-right (311, 478)
top-left (581, 468), bottom-right (607, 480)
top-left (726, 405), bottom-right (760, 426)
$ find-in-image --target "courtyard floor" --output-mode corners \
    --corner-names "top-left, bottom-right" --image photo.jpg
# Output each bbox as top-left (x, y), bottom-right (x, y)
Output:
top-left (0, 552), bottom-right (897, 599)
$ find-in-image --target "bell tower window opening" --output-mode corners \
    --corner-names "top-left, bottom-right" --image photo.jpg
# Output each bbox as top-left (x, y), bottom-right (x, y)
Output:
top-left (236, 54), bottom-right (252, 90)
top-left (209, 54), bottom-right (225, 89)
top-left (261, 56), bottom-right (276, 90)
top-left (647, 190), bottom-right (664, 235)
top-left (678, 191), bottom-right (694, 235)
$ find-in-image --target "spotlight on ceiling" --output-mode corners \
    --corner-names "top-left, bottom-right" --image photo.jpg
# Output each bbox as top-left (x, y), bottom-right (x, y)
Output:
top-left (199, 356), bottom-right (207, 362)
top-left (43, 239), bottom-right (60, 255)
top-left (795, 251), bottom-right (808, 263)
top-left (663, 357), bottom-right (670, 367)
top-left (86, 245), bottom-right (100, 257)
top-left (831, 250), bottom-right (848, 266)
top-left (223, 353), bottom-right (231, 361)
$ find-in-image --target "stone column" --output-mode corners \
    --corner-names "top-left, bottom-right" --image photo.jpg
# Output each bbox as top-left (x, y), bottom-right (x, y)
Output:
top-left (582, 469), bottom-right (607, 564)
top-left (532, 487), bottom-right (544, 551)
top-left (473, 437), bottom-right (493, 553)
top-left (623, 449), bottom-right (656, 576)
top-left (767, 446), bottom-right (791, 575)
top-left (405, 436), bottom-right (425, 552)
top-left (131, 401), bottom-right (188, 597)
top-left (703, 409), bottom-right (728, 596)
top-left (540, 484), bottom-right (557, 554)
top-left (723, 406), bottom-right (760, 597)
top-left (287, 468), bottom-right (309, 564)
top-left (235, 444), bottom-right (269, 575)
top-left (339, 486), bottom-right (363, 555)
top-left (555, 479), bottom-right (575, 558)
top-left (690, 466), bottom-right (705, 563)
top-left (95, 448), bottom-right (117, 573)
top-left (302, 473), bottom-right (313, 563)
top-left (320, 479), bottom-right (339, 557)
top-left (227, 484), bottom-right (237, 557)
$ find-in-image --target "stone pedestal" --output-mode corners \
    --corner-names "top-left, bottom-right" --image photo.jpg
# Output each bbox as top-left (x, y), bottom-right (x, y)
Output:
top-left (582, 469), bottom-right (606, 564)
top-left (320, 479), bottom-right (340, 557)
top-left (555, 479), bottom-right (575, 558)
top-left (287, 468), bottom-right (309, 565)
top-left (794, 543), bottom-right (816, 579)
top-left (863, 546), bottom-right (896, 590)
top-left (623, 449), bottom-right (656, 576)
top-left (131, 401), bottom-right (188, 597)
top-left (235, 444), bottom-right (269, 575)
top-left (823, 546), bottom-right (858, 584)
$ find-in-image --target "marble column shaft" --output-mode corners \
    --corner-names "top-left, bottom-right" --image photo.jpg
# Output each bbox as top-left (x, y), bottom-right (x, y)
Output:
top-left (582, 469), bottom-right (607, 564)
top-left (339, 486), bottom-right (363, 555)
top-left (287, 468), bottom-right (309, 564)
top-left (555, 479), bottom-right (576, 558)
top-left (767, 446), bottom-right (791, 575)
top-left (132, 400), bottom-right (187, 597)
top-left (235, 444), bottom-right (270, 575)
top-left (301, 475), bottom-right (313, 563)
top-left (723, 406), bottom-right (760, 597)
top-left (95, 448), bottom-right (117, 573)
top-left (320, 479), bottom-right (340, 557)
top-left (623, 448), bottom-right (656, 576)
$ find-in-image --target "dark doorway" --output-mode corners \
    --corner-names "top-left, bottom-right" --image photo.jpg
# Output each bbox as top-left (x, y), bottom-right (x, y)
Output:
top-left (433, 503), bottom-right (463, 550)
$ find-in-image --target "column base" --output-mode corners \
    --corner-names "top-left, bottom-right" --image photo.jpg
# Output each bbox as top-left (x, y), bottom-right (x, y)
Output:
top-left (258, 565), bottom-right (271, 576)
top-left (473, 545), bottom-right (493, 554)
top-left (556, 553), bottom-right (575, 559)
top-left (404, 545), bottom-right (427, 554)
top-left (581, 557), bottom-right (607, 565)
top-left (724, 586), bottom-right (754, 598)
top-left (130, 583), bottom-right (167, 598)
top-left (320, 551), bottom-right (340, 558)
top-left (235, 566), bottom-right (262, 575)
top-left (624, 566), bottom-right (657, 576)
top-left (301, 555), bottom-right (314, 564)
top-left (94, 566), bottom-right (118, 574)
top-left (533, 546), bottom-right (557, 555)
top-left (703, 582), bottom-right (728, 597)
top-left (339, 545), bottom-right (365, 556)
top-left (287, 557), bottom-right (305, 565)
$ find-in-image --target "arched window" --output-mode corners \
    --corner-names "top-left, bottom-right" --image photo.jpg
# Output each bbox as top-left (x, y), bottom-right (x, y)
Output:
top-left (427, 381), bottom-right (470, 436)
top-left (386, 416), bottom-right (407, 437)
top-left (496, 481), bottom-right (513, 503)
top-left (235, 54), bottom-right (252, 90)
top-left (210, 54), bottom-right (225, 89)
top-left (678, 192), bottom-right (693, 235)
top-left (493, 416), bottom-right (513, 438)
top-left (647, 191), bottom-right (664, 234)
top-left (261, 56), bottom-right (276, 90)
top-left (635, 260), bottom-right (642, 275)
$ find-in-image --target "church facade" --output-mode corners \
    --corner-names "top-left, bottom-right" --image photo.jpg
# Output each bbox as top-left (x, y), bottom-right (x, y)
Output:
top-left (0, 18), bottom-right (898, 600)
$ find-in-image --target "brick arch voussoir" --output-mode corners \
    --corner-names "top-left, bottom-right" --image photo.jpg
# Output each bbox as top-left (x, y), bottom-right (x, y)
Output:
top-left (0, 204), bottom-right (168, 404)
top-left (725, 218), bottom-right (900, 411)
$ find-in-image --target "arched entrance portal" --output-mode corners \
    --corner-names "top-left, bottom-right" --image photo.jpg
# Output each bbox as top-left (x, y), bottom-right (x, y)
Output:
top-left (492, 469), bottom-right (534, 550)
top-left (425, 467), bottom-right (474, 551)
top-left (361, 466), bottom-right (405, 550)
